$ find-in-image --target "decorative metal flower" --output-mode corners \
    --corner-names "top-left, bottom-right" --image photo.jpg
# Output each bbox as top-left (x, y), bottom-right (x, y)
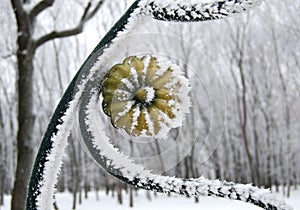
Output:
top-left (102, 55), bottom-right (190, 138)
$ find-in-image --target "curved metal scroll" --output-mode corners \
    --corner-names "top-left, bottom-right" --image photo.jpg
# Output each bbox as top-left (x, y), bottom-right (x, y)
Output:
top-left (26, 1), bottom-right (292, 210)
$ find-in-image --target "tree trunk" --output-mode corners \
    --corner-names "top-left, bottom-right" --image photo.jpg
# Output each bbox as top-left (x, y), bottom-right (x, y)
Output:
top-left (239, 60), bottom-right (256, 185)
top-left (184, 157), bottom-right (190, 178)
top-left (95, 189), bottom-right (100, 201)
top-left (265, 117), bottom-right (272, 189)
top-left (79, 189), bottom-right (82, 205)
top-left (146, 191), bottom-right (151, 201)
top-left (129, 187), bottom-right (133, 207)
top-left (293, 159), bottom-right (298, 190)
top-left (0, 166), bottom-right (3, 206)
top-left (53, 195), bottom-right (59, 210)
top-left (117, 183), bottom-right (123, 205)
top-left (10, 1), bottom-right (36, 209)
top-left (0, 108), bottom-right (4, 206)
top-left (105, 183), bottom-right (109, 195)
top-left (112, 183), bottom-right (115, 197)
top-left (154, 139), bottom-right (166, 174)
top-left (69, 138), bottom-right (78, 210)
top-left (72, 189), bottom-right (77, 210)
top-left (84, 184), bottom-right (89, 199)
top-left (12, 52), bottom-right (35, 210)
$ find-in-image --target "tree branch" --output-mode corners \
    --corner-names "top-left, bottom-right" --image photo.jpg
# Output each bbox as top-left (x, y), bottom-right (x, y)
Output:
top-left (81, 2), bottom-right (92, 21)
top-left (85, 0), bottom-right (104, 21)
top-left (33, 0), bottom-right (104, 49)
top-left (34, 25), bottom-right (84, 48)
top-left (1, 53), bottom-right (16, 59)
top-left (29, 0), bottom-right (55, 20)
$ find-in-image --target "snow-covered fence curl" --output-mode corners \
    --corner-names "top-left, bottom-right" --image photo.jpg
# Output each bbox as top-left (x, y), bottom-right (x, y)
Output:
top-left (26, 1), bottom-right (292, 210)
top-left (144, 0), bottom-right (261, 22)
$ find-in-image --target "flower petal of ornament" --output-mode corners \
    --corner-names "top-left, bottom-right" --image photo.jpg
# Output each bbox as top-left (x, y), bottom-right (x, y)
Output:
top-left (102, 55), bottom-right (190, 138)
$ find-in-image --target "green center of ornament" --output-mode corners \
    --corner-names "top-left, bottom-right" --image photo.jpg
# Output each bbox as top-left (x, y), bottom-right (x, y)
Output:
top-left (133, 87), bottom-right (155, 105)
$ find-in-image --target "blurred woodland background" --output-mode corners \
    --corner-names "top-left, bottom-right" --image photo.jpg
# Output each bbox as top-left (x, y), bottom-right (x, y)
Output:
top-left (0, 0), bottom-right (299, 209)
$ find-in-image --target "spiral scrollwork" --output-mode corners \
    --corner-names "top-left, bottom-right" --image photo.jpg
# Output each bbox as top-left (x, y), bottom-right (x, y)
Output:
top-left (27, 1), bottom-right (292, 210)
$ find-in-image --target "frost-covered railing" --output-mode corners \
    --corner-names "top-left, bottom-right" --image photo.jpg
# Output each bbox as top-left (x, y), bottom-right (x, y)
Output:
top-left (26, 1), bottom-right (293, 210)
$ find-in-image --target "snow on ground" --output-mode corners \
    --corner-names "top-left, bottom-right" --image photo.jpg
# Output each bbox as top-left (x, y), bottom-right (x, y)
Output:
top-left (1, 188), bottom-right (299, 210)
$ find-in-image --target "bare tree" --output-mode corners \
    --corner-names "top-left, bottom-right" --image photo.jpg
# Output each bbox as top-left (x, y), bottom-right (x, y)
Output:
top-left (0, 106), bottom-right (4, 206)
top-left (9, 0), bottom-right (105, 209)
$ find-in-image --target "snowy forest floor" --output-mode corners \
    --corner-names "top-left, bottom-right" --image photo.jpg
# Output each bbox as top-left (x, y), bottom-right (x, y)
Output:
top-left (1, 188), bottom-right (299, 210)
